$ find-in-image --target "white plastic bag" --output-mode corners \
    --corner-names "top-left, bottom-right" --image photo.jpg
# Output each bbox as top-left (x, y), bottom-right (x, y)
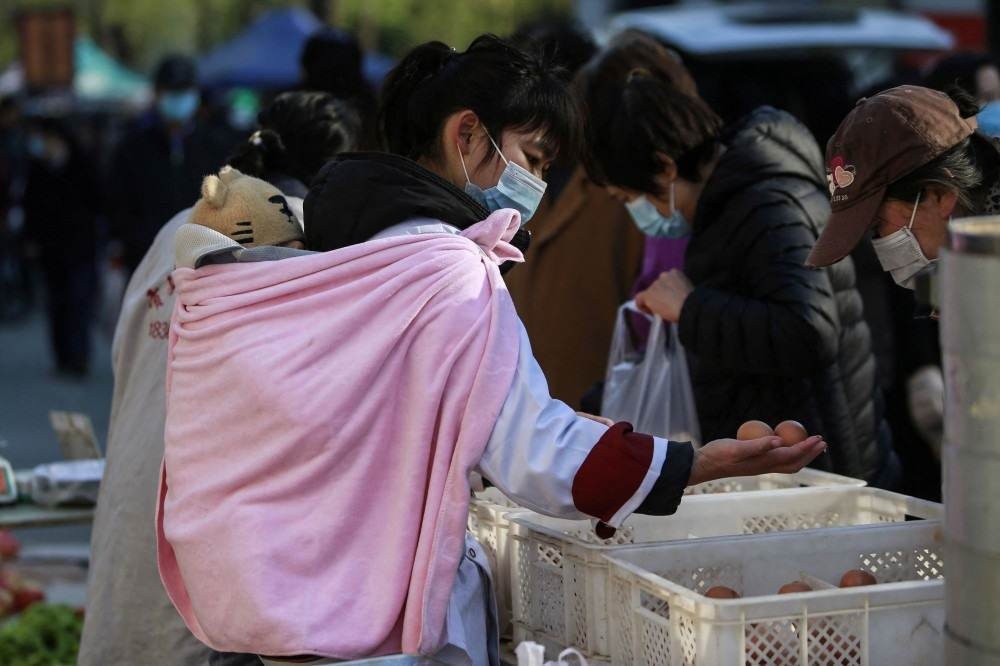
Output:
top-left (515, 641), bottom-right (588, 666)
top-left (602, 301), bottom-right (701, 446)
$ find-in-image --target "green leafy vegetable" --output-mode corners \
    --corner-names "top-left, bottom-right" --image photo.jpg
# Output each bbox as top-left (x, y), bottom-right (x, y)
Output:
top-left (0, 604), bottom-right (83, 666)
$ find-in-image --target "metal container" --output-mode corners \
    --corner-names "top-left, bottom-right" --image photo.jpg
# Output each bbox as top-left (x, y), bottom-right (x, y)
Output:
top-left (941, 217), bottom-right (1000, 664)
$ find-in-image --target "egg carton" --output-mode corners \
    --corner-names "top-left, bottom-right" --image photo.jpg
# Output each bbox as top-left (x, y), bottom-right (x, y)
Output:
top-left (468, 487), bottom-right (528, 639)
top-left (686, 468), bottom-right (865, 495)
top-left (605, 521), bottom-right (944, 665)
top-left (508, 486), bottom-right (940, 659)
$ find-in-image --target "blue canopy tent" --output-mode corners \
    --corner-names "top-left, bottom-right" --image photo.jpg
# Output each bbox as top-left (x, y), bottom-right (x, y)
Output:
top-left (198, 7), bottom-right (394, 90)
top-left (199, 7), bottom-right (319, 89)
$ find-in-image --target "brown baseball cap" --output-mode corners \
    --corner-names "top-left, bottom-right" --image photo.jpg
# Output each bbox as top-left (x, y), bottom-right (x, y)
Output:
top-left (806, 86), bottom-right (976, 267)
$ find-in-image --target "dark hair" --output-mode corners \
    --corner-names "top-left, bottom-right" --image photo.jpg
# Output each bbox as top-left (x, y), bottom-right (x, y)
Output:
top-left (509, 18), bottom-right (598, 78)
top-left (378, 34), bottom-right (580, 164)
top-left (227, 91), bottom-right (360, 185)
top-left (924, 52), bottom-right (996, 100)
top-left (300, 29), bottom-right (369, 100)
top-left (581, 34), bottom-right (720, 194)
top-left (886, 88), bottom-right (998, 213)
top-left (581, 30), bottom-right (698, 97)
top-left (153, 54), bottom-right (197, 91)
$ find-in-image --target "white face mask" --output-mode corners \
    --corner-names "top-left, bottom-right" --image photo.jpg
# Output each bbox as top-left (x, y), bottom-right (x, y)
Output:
top-left (870, 191), bottom-right (938, 289)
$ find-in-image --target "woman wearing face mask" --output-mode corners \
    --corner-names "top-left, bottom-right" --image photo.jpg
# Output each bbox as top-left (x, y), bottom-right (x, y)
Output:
top-left (581, 31), bottom-right (702, 296)
top-left (157, 35), bottom-right (825, 666)
top-left (581, 38), bottom-right (892, 487)
top-left (22, 118), bottom-right (102, 377)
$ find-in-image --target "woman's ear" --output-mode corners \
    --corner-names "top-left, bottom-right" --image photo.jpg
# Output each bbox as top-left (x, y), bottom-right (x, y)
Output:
top-left (443, 109), bottom-right (482, 157)
top-left (652, 151), bottom-right (679, 192)
top-left (925, 184), bottom-right (960, 218)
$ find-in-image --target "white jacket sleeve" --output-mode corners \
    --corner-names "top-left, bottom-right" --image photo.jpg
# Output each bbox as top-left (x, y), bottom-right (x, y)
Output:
top-left (477, 322), bottom-right (686, 528)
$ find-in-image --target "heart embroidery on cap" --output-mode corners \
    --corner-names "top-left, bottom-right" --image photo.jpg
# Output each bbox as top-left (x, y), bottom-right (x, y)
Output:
top-left (827, 155), bottom-right (856, 195)
top-left (834, 165), bottom-right (855, 188)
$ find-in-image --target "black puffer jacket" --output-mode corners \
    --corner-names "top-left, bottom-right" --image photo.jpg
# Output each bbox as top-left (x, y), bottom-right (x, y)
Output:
top-left (679, 107), bottom-right (883, 481)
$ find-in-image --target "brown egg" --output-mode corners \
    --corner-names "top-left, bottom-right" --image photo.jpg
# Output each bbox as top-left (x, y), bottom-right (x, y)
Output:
top-left (704, 585), bottom-right (741, 599)
top-left (774, 420), bottom-right (808, 445)
top-left (839, 569), bottom-right (877, 587)
top-left (778, 581), bottom-right (813, 594)
top-left (737, 420), bottom-right (774, 440)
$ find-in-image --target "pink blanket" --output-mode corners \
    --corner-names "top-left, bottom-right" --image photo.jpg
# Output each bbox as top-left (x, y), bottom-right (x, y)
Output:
top-left (157, 212), bottom-right (522, 659)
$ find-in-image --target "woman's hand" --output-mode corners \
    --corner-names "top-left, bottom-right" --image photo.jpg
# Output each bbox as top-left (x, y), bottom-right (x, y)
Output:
top-left (636, 270), bottom-right (694, 322)
top-left (687, 435), bottom-right (827, 487)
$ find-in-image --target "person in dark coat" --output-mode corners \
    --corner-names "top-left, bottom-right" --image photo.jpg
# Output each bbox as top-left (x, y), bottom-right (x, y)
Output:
top-left (22, 118), bottom-right (101, 376)
top-left (108, 54), bottom-right (231, 273)
top-left (581, 40), bottom-right (897, 486)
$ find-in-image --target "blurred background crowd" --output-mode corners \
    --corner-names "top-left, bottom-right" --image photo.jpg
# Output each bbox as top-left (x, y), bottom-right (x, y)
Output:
top-left (2, 0), bottom-right (999, 520)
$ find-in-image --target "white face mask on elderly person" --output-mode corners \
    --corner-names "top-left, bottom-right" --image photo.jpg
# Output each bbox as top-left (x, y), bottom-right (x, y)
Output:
top-left (871, 191), bottom-right (939, 289)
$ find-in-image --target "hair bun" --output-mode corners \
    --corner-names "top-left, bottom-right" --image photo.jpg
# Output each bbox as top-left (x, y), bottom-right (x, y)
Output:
top-left (256, 129), bottom-right (287, 157)
top-left (401, 41), bottom-right (456, 86)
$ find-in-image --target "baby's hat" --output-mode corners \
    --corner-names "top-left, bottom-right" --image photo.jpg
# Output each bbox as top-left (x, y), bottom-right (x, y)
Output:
top-left (191, 166), bottom-right (304, 248)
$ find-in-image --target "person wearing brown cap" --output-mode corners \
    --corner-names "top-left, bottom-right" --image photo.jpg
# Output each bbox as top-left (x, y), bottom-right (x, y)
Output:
top-left (808, 86), bottom-right (1000, 498)
top-left (807, 86), bottom-right (999, 287)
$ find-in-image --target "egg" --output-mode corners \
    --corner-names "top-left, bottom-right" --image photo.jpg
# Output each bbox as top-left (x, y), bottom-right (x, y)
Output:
top-left (839, 569), bottom-right (877, 587)
top-left (704, 585), bottom-right (741, 599)
top-left (774, 420), bottom-right (808, 445)
top-left (737, 420), bottom-right (774, 440)
top-left (778, 581), bottom-right (813, 594)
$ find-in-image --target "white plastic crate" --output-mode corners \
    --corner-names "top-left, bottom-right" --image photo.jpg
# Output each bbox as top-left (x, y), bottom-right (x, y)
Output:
top-left (686, 468), bottom-right (864, 494)
top-left (509, 487), bottom-right (941, 658)
top-left (605, 521), bottom-right (944, 665)
top-left (467, 487), bottom-right (526, 639)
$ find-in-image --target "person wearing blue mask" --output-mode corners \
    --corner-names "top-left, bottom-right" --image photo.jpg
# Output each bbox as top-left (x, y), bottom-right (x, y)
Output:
top-left (206, 35), bottom-right (825, 666)
top-left (582, 35), bottom-right (895, 489)
top-left (107, 54), bottom-right (232, 274)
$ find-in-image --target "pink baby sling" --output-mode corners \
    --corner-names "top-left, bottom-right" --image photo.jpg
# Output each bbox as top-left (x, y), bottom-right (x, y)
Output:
top-left (156, 211), bottom-right (522, 659)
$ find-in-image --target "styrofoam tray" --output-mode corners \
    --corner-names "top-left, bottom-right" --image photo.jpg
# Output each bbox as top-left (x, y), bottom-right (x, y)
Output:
top-left (605, 521), bottom-right (944, 665)
top-left (509, 486), bottom-right (941, 658)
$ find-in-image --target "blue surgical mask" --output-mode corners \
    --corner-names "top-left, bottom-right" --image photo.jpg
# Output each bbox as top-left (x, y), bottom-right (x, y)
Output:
top-left (458, 130), bottom-right (547, 224)
top-left (625, 183), bottom-right (690, 238)
top-left (157, 90), bottom-right (200, 125)
top-left (977, 100), bottom-right (1000, 138)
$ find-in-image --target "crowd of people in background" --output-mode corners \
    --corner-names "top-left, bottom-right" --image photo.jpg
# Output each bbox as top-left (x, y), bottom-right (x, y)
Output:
top-left (0, 12), bottom-right (998, 665)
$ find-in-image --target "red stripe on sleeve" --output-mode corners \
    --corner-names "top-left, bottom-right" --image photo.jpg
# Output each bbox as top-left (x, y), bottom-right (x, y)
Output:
top-left (571, 422), bottom-right (654, 523)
